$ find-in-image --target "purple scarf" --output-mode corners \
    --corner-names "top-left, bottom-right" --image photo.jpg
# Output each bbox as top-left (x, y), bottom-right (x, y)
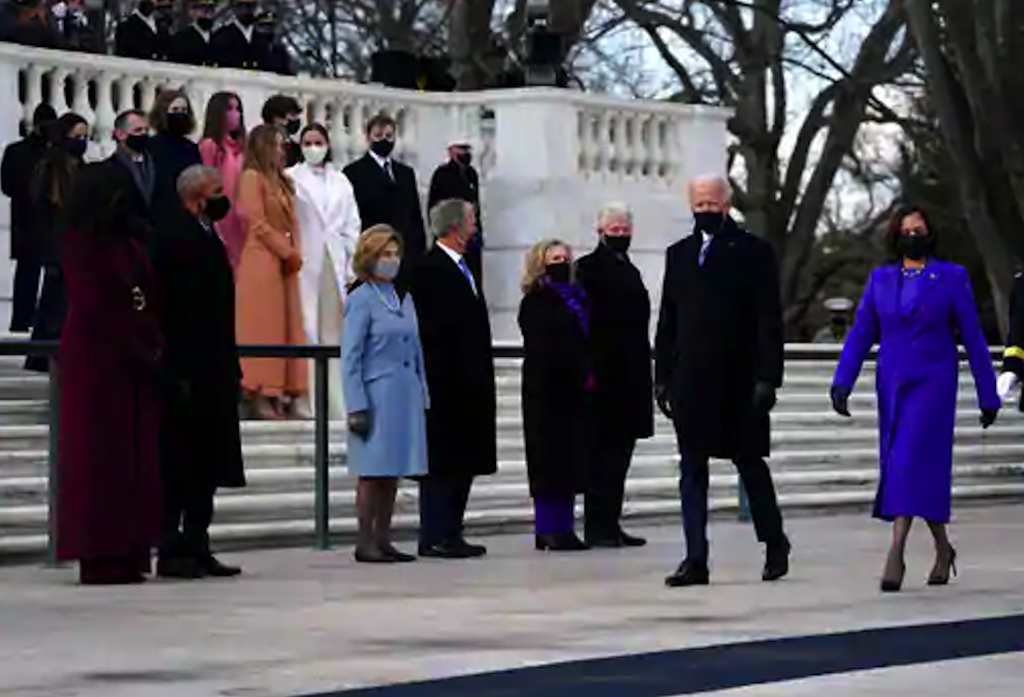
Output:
top-left (546, 279), bottom-right (595, 390)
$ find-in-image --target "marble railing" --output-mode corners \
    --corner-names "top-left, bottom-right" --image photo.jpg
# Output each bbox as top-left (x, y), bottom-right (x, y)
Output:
top-left (0, 42), bottom-right (731, 342)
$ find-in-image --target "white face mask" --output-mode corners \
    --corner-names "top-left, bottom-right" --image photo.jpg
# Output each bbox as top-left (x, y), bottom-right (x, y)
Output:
top-left (302, 145), bottom-right (328, 166)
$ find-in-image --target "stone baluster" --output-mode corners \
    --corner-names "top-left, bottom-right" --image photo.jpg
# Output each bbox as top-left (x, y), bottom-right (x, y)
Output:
top-left (50, 67), bottom-right (71, 112)
top-left (92, 73), bottom-right (117, 145)
top-left (612, 111), bottom-right (630, 176)
top-left (137, 80), bottom-right (158, 115)
top-left (69, 70), bottom-right (94, 126)
top-left (21, 65), bottom-right (45, 129)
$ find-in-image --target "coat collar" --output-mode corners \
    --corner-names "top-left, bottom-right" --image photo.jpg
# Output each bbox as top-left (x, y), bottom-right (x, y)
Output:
top-left (881, 260), bottom-right (944, 318)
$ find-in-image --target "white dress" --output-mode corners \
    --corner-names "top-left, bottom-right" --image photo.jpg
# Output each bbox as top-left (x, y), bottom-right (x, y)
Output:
top-left (288, 162), bottom-right (362, 419)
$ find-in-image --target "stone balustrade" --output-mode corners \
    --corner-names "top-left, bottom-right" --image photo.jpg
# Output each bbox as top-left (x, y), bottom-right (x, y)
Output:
top-left (0, 43), bottom-right (730, 341)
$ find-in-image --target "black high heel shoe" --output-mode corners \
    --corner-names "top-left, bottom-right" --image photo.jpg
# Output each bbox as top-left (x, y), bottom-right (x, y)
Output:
top-left (880, 549), bottom-right (906, 593)
top-left (927, 546), bottom-right (957, 586)
top-left (535, 533), bottom-right (589, 552)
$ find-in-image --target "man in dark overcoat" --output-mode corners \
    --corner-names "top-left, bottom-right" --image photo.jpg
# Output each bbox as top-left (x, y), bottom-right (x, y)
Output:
top-left (1, 103), bottom-right (56, 332)
top-left (100, 109), bottom-right (156, 231)
top-left (211, 0), bottom-right (260, 70)
top-left (114, 0), bottom-right (173, 61)
top-left (169, 0), bottom-right (217, 67)
top-left (654, 174), bottom-right (790, 587)
top-left (150, 164), bottom-right (245, 579)
top-left (343, 112), bottom-right (427, 291)
top-left (575, 202), bottom-right (653, 547)
top-left (427, 138), bottom-right (483, 280)
top-left (408, 198), bottom-right (497, 559)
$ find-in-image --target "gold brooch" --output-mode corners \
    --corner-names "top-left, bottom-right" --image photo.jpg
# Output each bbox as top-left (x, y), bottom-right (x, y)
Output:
top-left (131, 286), bottom-right (147, 311)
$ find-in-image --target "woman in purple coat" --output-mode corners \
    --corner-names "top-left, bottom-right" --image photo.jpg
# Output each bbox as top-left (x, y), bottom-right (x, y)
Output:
top-left (830, 205), bottom-right (999, 593)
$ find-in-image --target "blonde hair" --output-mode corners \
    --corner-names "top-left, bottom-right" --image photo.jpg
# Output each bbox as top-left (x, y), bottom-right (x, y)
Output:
top-left (521, 238), bottom-right (572, 293)
top-left (352, 224), bottom-right (405, 281)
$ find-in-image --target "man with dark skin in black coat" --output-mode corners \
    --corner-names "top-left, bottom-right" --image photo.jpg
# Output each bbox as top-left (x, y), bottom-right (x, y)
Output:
top-left (655, 174), bottom-right (790, 587)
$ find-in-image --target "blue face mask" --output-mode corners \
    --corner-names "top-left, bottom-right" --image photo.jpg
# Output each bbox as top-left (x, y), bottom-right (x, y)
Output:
top-left (693, 210), bottom-right (726, 234)
top-left (374, 258), bottom-right (401, 280)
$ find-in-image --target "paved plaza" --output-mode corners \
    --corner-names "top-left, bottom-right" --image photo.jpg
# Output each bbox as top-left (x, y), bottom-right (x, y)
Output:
top-left (0, 506), bottom-right (1022, 697)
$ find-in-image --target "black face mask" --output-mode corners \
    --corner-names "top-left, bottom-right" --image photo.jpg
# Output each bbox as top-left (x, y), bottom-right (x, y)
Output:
top-left (455, 152), bottom-right (472, 167)
top-left (897, 234), bottom-right (931, 261)
top-left (138, 0), bottom-right (155, 16)
top-left (65, 137), bottom-right (87, 159)
top-left (546, 262), bottom-right (571, 283)
top-left (125, 133), bottom-right (150, 154)
top-left (603, 235), bottom-right (631, 254)
top-left (166, 112), bottom-right (192, 136)
top-left (370, 139), bottom-right (395, 158)
top-left (196, 17), bottom-right (214, 31)
top-left (204, 195), bottom-right (231, 222)
top-left (693, 210), bottom-right (726, 235)
top-left (236, 6), bottom-right (256, 25)
top-left (285, 118), bottom-right (301, 136)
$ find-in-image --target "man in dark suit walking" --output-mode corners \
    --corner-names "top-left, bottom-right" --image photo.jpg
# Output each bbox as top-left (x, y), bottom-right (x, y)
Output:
top-left (654, 174), bottom-right (790, 587)
top-left (150, 165), bottom-right (245, 578)
top-left (408, 198), bottom-right (496, 558)
top-left (427, 138), bottom-right (483, 280)
top-left (1, 103), bottom-right (56, 332)
top-left (343, 112), bottom-right (427, 287)
top-left (575, 202), bottom-right (652, 548)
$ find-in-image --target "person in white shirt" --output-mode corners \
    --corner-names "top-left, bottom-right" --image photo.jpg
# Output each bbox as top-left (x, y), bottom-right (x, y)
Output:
top-left (288, 123), bottom-right (361, 419)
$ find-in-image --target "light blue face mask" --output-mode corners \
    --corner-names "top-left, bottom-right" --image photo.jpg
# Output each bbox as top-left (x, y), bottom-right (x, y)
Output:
top-left (374, 258), bottom-right (401, 280)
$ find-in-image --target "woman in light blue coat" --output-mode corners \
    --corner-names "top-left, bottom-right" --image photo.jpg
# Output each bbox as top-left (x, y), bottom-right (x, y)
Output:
top-left (342, 224), bottom-right (429, 564)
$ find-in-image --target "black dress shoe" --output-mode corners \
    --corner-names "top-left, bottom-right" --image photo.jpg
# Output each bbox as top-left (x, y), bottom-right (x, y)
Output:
top-left (665, 560), bottom-right (710, 587)
top-left (585, 535), bottom-right (624, 548)
top-left (453, 538), bottom-right (487, 557)
top-left (200, 555), bottom-right (242, 577)
top-left (418, 541), bottom-right (476, 559)
top-left (354, 547), bottom-right (398, 563)
top-left (157, 556), bottom-right (205, 580)
top-left (380, 543), bottom-right (417, 563)
top-left (618, 530), bottom-right (647, 547)
top-left (762, 538), bottom-right (791, 582)
top-left (535, 532), bottom-right (589, 551)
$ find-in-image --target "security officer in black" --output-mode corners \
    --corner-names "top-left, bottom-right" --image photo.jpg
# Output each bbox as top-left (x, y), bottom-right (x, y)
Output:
top-left (170, 0), bottom-right (218, 67)
top-left (998, 270), bottom-right (1024, 406)
top-left (211, 0), bottom-right (260, 70)
top-left (115, 0), bottom-right (173, 61)
top-left (427, 138), bottom-right (483, 280)
top-left (253, 10), bottom-right (294, 75)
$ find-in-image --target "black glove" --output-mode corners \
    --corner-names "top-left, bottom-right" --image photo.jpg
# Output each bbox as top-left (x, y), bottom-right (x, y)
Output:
top-left (830, 384), bottom-right (851, 417)
top-left (752, 381), bottom-right (777, 414)
top-left (980, 407), bottom-right (998, 429)
top-left (158, 371), bottom-right (189, 402)
top-left (654, 385), bottom-right (673, 420)
top-left (347, 410), bottom-right (371, 438)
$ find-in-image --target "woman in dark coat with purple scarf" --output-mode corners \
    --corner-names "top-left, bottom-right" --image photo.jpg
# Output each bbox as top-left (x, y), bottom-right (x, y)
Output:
top-left (518, 239), bottom-right (594, 552)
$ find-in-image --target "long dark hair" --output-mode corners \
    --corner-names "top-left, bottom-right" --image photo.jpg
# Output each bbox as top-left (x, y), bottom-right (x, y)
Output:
top-left (33, 112), bottom-right (88, 209)
top-left (202, 91), bottom-right (246, 150)
top-left (299, 122), bottom-right (332, 163)
top-left (885, 203), bottom-right (938, 261)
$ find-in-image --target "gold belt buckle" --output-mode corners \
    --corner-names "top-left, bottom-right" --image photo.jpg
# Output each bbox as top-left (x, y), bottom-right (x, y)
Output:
top-left (131, 286), bottom-right (147, 312)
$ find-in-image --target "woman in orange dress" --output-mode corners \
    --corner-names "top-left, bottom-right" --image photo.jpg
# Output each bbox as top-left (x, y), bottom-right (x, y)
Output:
top-left (235, 124), bottom-right (308, 419)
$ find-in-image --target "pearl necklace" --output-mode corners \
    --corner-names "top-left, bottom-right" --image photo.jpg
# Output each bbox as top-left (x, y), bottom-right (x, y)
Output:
top-left (370, 281), bottom-right (402, 314)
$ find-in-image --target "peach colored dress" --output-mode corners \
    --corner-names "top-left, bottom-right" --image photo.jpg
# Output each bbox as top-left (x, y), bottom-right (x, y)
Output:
top-left (234, 169), bottom-right (308, 398)
top-left (199, 136), bottom-right (246, 268)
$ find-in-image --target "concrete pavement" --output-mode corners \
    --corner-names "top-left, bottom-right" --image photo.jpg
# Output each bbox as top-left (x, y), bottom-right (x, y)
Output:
top-left (1, 506), bottom-right (1022, 696)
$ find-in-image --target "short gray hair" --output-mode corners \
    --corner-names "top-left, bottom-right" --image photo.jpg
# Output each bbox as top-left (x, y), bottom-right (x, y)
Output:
top-left (597, 202), bottom-right (632, 227)
top-left (176, 164), bottom-right (220, 200)
top-left (689, 173), bottom-right (733, 201)
top-left (429, 198), bottom-right (472, 239)
top-left (114, 109), bottom-right (146, 133)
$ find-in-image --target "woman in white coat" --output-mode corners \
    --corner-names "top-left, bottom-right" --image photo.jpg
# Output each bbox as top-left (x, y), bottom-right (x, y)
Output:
top-left (289, 123), bottom-right (362, 419)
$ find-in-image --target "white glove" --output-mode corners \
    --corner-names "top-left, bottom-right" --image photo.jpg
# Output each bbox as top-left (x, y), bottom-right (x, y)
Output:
top-left (997, 372), bottom-right (1019, 402)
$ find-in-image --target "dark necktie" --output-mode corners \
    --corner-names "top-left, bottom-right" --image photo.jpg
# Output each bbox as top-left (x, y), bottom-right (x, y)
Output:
top-left (383, 160), bottom-right (394, 182)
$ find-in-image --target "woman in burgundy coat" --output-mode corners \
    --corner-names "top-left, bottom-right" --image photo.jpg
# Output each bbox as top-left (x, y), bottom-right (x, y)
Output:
top-left (57, 164), bottom-right (165, 585)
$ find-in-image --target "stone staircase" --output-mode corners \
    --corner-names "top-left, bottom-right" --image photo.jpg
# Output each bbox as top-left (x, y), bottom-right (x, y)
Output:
top-left (1, 348), bottom-right (1023, 560)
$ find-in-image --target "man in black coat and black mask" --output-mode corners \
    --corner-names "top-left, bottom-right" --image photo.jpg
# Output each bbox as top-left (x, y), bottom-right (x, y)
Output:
top-left (211, 0), bottom-right (260, 70)
top-left (115, 0), bottom-right (173, 61)
top-left (427, 138), bottom-right (483, 280)
top-left (575, 202), bottom-right (653, 548)
top-left (654, 174), bottom-right (790, 588)
top-left (170, 0), bottom-right (217, 67)
top-left (150, 164), bottom-right (245, 579)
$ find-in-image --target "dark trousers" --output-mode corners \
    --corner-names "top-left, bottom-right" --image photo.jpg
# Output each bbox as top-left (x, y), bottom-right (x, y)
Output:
top-left (584, 435), bottom-right (635, 538)
top-left (10, 257), bottom-right (42, 332)
top-left (418, 475), bottom-right (473, 546)
top-left (677, 450), bottom-right (785, 564)
top-left (160, 474), bottom-right (216, 559)
top-left (24, 265), bottom-right (66, 373)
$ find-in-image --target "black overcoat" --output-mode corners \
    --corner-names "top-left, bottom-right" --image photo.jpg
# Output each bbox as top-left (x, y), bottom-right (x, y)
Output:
top-left (210, 23), bottom-right (260, 70)
top-left (169, 25), bottom-right (216, 67)
top-left (1, 134), bottom-right (48, 260)
top-left (151, 208), bottom-right (245, 489)
top-left (343, 154), bottom-right (427, 262)
top-left (654, 220), bottom-right (783, 458)
top-left (576, 242), bottom-right (654, 441)
top-left (518, 283), bottom-right (592, 497)
top-left (427, 160), bottom-right (482, 235)
top-left (409, 245), bottom-right (497, 479)
top-left (114, 14), bottom-right (170, 61)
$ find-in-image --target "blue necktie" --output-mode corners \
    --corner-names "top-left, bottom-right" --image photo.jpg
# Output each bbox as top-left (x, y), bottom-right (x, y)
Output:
top-left (458, 257), bottom-right (477, 295)
top-left (698, 235), bottom-right (712, 266)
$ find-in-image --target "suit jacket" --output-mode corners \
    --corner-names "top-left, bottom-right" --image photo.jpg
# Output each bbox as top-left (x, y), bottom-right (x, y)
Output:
top-left (576, 242), bottom-right (654, 440)
top-left (96, 151), bottom-right (155, 235)
top-left (409, 244), bottom-right (496, 478)
top-left (343, 153), bottom-right (426, 263)
top-left (115, 13), bottom-right (170, 61)
top-left (654, 219), bottom-right (783, 458)
top-left (169, 24), bottom-right (215, 67)
top-left (151, 207), bottom-right (244, 488)
top-left (211, 22), bottom-right (259, 70)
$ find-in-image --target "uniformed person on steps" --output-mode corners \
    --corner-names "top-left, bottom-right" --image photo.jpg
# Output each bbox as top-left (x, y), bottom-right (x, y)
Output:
top-left (170, 0), bottom-right (218, 67)
top-left (253, 10), bottom-right (294, 75)
top-left (115, 0), bottom-right (174, 61)
top-left (997, 270), bottom-right (1024, 406)
top-left (427, 138), bottom-right (483, 280)
top-left (812, 297), bottom-right (854, 343)
top-left (211, 0), bottom-right (260, 71)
